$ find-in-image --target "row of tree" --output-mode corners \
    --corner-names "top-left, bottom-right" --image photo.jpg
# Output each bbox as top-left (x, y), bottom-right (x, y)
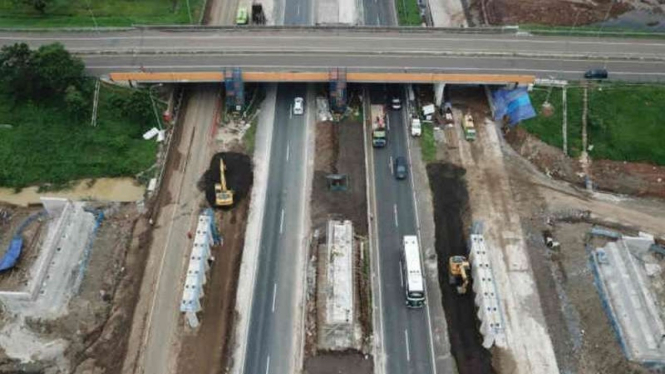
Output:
top-left (0, 42), bottom-right (85, 101)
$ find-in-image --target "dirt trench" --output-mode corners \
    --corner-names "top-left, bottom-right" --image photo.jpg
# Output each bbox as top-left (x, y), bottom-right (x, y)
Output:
top-left (426, 163), bottom-right (494, 374)
top-left (202, 152), bottom-right (253, 208)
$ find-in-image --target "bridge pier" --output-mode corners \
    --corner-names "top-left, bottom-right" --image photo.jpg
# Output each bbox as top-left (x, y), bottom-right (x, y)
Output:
top-left (434, 82), bottom-right (445, 107)
top-left (329, 68), bottom-right (347, 113)
top-left (225, 68), bottom-right (245, 112)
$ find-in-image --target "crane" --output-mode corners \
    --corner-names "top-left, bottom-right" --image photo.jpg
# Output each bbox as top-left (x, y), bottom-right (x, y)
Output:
top-left (215, 158), bottom-right (234, 207)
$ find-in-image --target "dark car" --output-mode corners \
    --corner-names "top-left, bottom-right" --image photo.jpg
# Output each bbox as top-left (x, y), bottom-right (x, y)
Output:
top-left (394, 156), bottom-right (408, 180)
top-left (584, 69), bottom-right (608, 79)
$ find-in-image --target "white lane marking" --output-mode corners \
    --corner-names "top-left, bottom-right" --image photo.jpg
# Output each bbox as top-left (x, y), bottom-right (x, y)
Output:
top-left (297, 4), bottom-right (301, 16)
top-left (272, 283), bottom-right (277, 313)
top-left (286, 142), bottom-right (291, 162)
top-left (279, 209), bottom-right (285, 234)
top-left (265, 356), bottom-right (271, 374)
top-left (404, 329), bottom-right (411, 362)
top-left (399, 261), bottom-right (404, 288)
top-left (376, 15), bottom-right (380, 25)
top-left (389, 155), bottom-right (394, 175)
top-left (289, 105), bottom-right (293, 119)
top-left (393, 204), bottom-right (399, 228)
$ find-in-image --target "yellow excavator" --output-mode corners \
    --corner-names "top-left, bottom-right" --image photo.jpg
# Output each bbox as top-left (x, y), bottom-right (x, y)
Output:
top-left (449, 255), bottom-right (471, 295)
top-left (215, 158), bottom-right (234, 207)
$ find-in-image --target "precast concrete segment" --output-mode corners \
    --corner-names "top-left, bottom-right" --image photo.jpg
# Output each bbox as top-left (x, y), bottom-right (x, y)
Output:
top-left (109, 71), bottom-right (536, 84)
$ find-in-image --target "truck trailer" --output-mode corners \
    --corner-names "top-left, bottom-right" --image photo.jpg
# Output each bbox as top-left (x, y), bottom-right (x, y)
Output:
top-left (371, 104), bottom-right (387, 148)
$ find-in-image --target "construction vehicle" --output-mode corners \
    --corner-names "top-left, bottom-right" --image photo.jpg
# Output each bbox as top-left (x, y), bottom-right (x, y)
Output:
top-left (236, 6), bottom-right (249, 25)
top-left (215, 158), bottom-right (234, 207)
top-left (462, 112), bottom-right (476, 141)
top-left (443, 102), bottom-right (454, 126)
top-left (449, 255), bottom-right (470, 295)
top-left (371, 104), bottom-right (387, 148)
top-left (251, 3), bottom-right (266, 24)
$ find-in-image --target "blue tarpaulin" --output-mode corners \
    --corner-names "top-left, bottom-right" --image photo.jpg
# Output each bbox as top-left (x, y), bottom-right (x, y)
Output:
top-left (492, 87), bottom-right (536, 126)
top-left (0, 237), bottom-right (23, 272)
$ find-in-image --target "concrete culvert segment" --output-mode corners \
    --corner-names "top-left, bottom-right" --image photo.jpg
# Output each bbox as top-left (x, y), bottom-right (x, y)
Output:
top-left (426, 162), bottom-right (494, 374)
top-left (201, 152), bottom-right (253, 208)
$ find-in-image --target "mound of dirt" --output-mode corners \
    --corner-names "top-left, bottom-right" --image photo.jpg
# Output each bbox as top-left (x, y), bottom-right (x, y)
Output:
top-left (481, 0), bottom-right (632, 26)
top-left (202, 152), bottom-right (253, 208)
top-left (505, 126), bottom-right (665, 198)
top-left (304, 350), bottom-right (373, 374)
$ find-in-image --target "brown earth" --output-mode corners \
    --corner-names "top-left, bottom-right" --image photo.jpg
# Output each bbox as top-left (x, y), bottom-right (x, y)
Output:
top-left (304, 350), bottom-right (373, 374)
top-left (0, 205), bottom-right (45, 290)
top-left (305, 114), bottom-right (372, 373)
top-left (477, 0), bottom-right (632, 26)
top-left (176, 196), bottom-right (250, 374)
top-left (505, 126), bottom-right (665, 199)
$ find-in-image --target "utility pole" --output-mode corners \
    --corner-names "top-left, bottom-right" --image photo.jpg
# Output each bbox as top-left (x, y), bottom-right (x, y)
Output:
top-left (562, 85), bottom-right (568, 155)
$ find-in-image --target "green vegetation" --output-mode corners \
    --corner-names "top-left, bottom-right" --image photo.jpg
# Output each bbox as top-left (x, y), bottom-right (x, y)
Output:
top-left (0, 0), bottom-right (205, 28)
top-left (420, 122), bottom-right (436, 163)
top-left (396, 0), bottom-right (421, 26)
top-left (519, 24), bottom-right (665, 39)
top-left (524, 84), bottom-right (665, 165)
top-left (0, 42), bottom-right (159, 188)
top-left (243, 118), bottom-right (258, 154)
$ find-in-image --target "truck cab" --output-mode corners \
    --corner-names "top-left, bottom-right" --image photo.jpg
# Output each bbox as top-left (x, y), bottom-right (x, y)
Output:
top-left (411, 118), bottom-right (421, 137)
top-left (462, 113), bottom-right (476, 141)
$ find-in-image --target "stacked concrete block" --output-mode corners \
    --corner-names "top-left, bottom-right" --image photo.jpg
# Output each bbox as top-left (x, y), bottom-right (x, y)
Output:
top-left (180, 213), bottom-right (214, 328)
top-left (468, 234), bottom-right (506, 349)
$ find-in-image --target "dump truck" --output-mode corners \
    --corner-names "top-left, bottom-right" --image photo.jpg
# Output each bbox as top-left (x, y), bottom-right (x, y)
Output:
top-left (443, 102), bottom-right (454, 125)
top-left (449, 255), bottom-right (470, 294)
top-left (371, 104), bottom-right (387, 148)
top-left (215, 158), bottom-right (234, 207)
top-left (462, 113), bottom-right (476, 141)
top-left (251, 3), bottom-right (266, 24)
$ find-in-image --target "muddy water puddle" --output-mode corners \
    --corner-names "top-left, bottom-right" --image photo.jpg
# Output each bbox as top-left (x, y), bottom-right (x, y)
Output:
top-left (0, 178), bottom-right (145, 206)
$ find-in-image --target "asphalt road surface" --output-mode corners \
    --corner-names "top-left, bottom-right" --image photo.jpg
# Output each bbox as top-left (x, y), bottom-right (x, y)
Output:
top-left (370, 86), bottom-right (437, 374)
top-left (243, 1), bottom-right (312, 373)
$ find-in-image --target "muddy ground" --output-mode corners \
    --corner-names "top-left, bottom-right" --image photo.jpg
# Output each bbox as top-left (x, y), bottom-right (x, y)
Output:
top-left (0, 205), bottom-right (45, 290)
top-left (304, 114), bottom-right (372, 373)
top-left (176, 196), bottom-right (250, 374)
top-left (426, 163), bottom-right (493, 374)
top-left (506, 126), bottom-right (665, 199)
top-left (202, 152), bottom-right (253, 208)
top-left (476, 0), bottom-right (632, 26)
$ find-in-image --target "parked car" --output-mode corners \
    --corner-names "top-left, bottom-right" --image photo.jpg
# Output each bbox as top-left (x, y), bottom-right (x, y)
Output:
top-left (584, 69), bottom-right (608, 79)
top-left (394, 156), bottom-right (408, 180)
top-left (293, 97), bottom-right (304, 115)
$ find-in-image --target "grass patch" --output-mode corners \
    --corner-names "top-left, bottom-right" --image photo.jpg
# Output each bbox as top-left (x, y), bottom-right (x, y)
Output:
top-left (420, 122), bottom-right (436, 163)
top-left (519, 24), bottom-right (665, 39)
top-left (243, 118), bottom-right (258, 155)
top-left (0, 82), bottom-right (159, 188)
top-left (395, 0), bottom-right (421, 26)
top-left (523, 83), bottom-right (665, 164)
top-left (0, 0), bottom-right (205, 28)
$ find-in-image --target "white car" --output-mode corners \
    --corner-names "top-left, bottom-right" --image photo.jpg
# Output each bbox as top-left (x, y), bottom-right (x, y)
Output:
top-left (293, 97), bottom-right (304, 115)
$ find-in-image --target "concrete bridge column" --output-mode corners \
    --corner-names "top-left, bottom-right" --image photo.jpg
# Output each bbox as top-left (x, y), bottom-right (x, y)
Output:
top-left (434, 82), bottom-right (445, 107)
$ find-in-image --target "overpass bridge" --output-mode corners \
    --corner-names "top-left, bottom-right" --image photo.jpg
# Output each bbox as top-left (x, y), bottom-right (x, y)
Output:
top-left (2, 27), bottom-right (665, 83)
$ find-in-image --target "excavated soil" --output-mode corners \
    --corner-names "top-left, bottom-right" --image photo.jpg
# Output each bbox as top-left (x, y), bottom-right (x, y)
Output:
top-left (176, 196), bottom-right (250, 374)
top-left (478, 0), bottom-right (632, 26)
top-left (426, 163), bottom-right (493, 374)
top-left (304, 350), bottom-right (373, 374)
top-left (505, 126), bottom-right (665, 199)
top-left (202, 152), bottom-right (253, 208)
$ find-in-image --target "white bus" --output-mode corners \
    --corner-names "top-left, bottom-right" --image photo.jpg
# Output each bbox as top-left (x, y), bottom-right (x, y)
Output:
top-left (402, 235), bottom-right (425, 308)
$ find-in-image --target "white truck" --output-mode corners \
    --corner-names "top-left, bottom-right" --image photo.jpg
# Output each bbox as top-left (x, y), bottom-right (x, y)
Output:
top-left (371, 104), bottom-right (387, 148)
top-left (411, 118), bottom-right (422, 137)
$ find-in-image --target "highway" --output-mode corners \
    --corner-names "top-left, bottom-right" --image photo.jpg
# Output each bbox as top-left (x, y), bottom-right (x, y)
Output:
top-left (362, 2), bottom-right (438, 374)
top-left (242, 0), bottom-right (312, 373)
top-left (2, 29), bottom-right (664, 81)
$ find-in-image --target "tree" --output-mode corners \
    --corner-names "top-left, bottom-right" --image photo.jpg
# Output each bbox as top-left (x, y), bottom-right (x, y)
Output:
top-left (0, 43), bottom-right (37, 99)
top-left (12, 0), bottom-right (53, 14)
top-left (33, 43), bottom-right (85, 97)
top-left (65, 85), bottom-right (89, 122)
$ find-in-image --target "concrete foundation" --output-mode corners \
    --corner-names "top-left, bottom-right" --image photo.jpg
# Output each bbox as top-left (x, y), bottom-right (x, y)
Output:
top-left (592, 234), bottom-right (665, 367)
